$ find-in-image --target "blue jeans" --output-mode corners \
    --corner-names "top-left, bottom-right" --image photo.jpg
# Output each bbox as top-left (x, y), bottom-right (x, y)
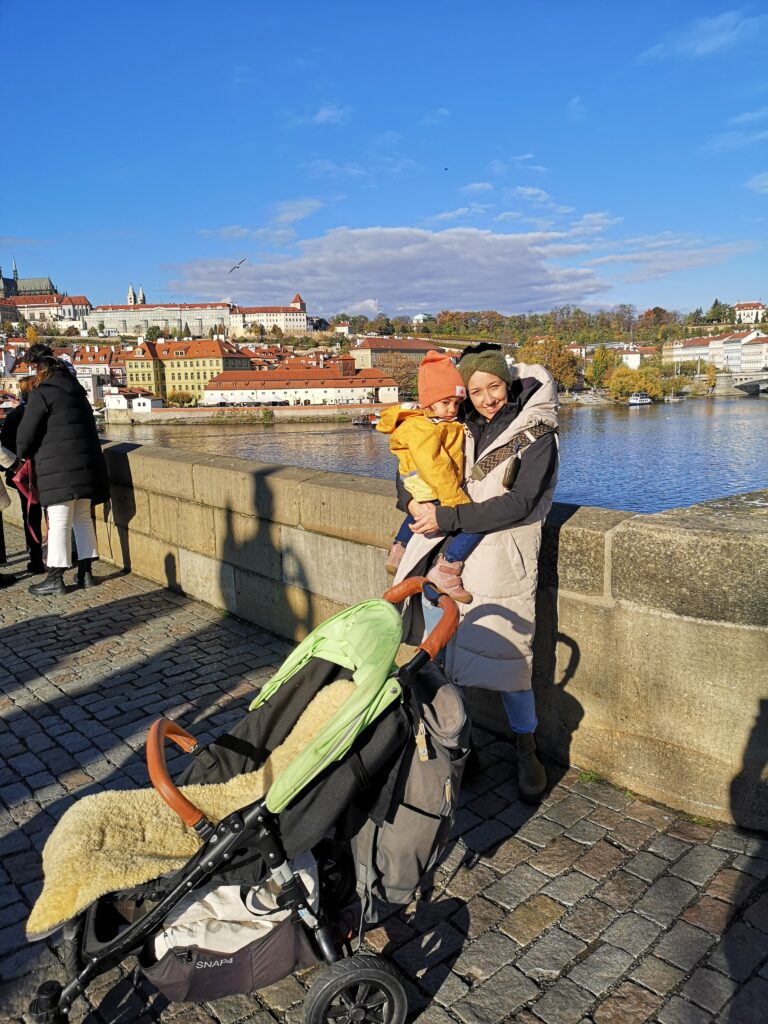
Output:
top-left (421, 596), bottom-right (538, 734)
top-left (395, 508), bottom-right (482, 563)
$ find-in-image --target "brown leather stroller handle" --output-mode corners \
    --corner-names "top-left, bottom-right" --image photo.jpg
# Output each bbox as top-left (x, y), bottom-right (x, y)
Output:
top-left (383, 576), bottom-right (460, 659)
top-left (146, 718), bottom-right (206, 831)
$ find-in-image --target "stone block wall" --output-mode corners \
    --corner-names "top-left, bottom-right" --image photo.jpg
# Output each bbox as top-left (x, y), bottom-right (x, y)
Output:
top-left (5, 443), bottom-right (766, 830)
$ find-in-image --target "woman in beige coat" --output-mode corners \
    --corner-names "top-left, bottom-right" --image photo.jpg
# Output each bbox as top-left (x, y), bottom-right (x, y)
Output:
top-left (394, 344), bottom-right (559, 801)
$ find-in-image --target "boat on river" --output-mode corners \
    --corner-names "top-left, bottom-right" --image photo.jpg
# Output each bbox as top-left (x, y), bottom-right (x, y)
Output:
top-left (628, 392), bottom-right (653, 405)
top-left (352, 413), bottom-right (380, 427)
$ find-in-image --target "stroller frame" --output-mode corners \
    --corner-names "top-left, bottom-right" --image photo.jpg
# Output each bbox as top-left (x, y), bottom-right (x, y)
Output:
top-left (30, 796), bottom-right (338, 1023)
top-left (29, 578), bottom-right (458, 1024)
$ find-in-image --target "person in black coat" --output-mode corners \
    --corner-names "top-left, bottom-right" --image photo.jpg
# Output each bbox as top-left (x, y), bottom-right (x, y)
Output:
top-left (16, 356), bottom-right (109, 596)
top-left (0, 377), bottom-right (45, 575)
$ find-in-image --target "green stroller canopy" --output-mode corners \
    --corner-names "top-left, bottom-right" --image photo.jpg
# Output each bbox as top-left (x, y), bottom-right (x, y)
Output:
top-left (250, 599), bottom-right (404, 814)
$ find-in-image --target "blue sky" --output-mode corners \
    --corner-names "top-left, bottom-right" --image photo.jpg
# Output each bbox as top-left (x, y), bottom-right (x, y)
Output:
top-left (3, 1), bottom-right (767, 317)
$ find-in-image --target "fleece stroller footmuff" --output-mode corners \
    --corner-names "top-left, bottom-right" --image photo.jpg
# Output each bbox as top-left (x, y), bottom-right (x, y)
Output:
top-left (26, 583), bottom-right (465, 1024)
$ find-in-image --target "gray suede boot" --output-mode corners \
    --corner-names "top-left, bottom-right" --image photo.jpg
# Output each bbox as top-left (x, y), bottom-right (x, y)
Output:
top-left (516, 732), bottom-right (547, 803)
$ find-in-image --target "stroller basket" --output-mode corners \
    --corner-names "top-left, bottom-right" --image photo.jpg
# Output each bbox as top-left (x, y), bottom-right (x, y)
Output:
top-left (28, 578), bottom-right (463, 1024)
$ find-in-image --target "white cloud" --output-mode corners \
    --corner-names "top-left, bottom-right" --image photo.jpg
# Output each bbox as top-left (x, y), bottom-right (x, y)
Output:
top-left (706, 127), bottom-right (768, 151)
top-left (306, 158), bottom-right (367, 179)
top-left (512, 186), bottom-right (553, 204)
top-left (170, 225), bottom-right (609, 315)
top-left (587, 240), bottom-right (755, 282)
top-left (495, 211), bottom-right (523, 222)
top-left (639, 10), bottom-right (768, 61)
top-left (489, 154), bottom-right (548, 177)
top-left (567, 212), bottom-right (624, 235)
top-left (422, 107), bottom-right (451, 125)
top-left (461, 182), bottom-right (494, 194)
top-left (312, 104), bottom-right (350, 125)
top-left (513, 153), bottom-right (548, 172)
top-left (198, 225), bottom-right (296, 245)
top-left (566, 96), bottom-right (587, 121)
top-left (425, 204), bottom-right (491, 223)
top-left (731, 106), bottom-right (768, 125)
top-left (287, 104), bottom-right (351, 127)
top-left (272, 199), bottom-right (326, 224)
top-left (746, 171), bottom-right (768, 194)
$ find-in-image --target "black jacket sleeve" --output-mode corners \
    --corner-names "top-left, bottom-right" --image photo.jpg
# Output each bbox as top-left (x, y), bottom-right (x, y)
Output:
top-left (0, 405), bottom-right (23, 453)
top-left (15, 390), bottom-right (49, 460)
top-left (435, 432), bottom-right (558, 535)
top-left (395, 471), bottom-right (410, 513)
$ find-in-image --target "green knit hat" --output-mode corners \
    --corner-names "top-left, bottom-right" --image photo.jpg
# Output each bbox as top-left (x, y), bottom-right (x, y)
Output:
top-left (457, 345), bottom-right (514, 389)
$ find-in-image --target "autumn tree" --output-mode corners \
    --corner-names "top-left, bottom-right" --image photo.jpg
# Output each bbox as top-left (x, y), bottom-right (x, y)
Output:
top-left (167, 390), bottom-right (195, 406)
top-left (514, 337), bottom-right (579, 390)
top-left (26, 325), bottom-right (40, 343)
top-left (705, 364), bottom-right (717, 390)
top-left (605, 366), bottom-right (663, 400)
top-left (377, 353), bottom-right (418, 400)
top-left (586, 345), bottom-right (622, 387)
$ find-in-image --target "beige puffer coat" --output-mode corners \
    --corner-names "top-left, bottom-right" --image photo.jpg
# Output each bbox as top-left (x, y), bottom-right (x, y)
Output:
top-left (394, 364), bottom-right (558, 693)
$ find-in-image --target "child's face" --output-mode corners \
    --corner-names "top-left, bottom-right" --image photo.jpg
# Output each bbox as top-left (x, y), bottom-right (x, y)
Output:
top-left (425, 396), bottom-right (462, 421)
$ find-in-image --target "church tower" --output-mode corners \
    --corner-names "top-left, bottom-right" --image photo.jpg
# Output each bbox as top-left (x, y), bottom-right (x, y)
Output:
top-left (138, 285), bottom-right (146, 305)
top-left (13, 257), bottom-right (19, 282)
top-left (127, 283), bottom-right (136, 305)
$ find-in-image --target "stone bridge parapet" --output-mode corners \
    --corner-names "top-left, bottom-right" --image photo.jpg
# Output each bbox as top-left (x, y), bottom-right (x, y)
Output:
top-left (5, 443), bottom-right (766, 830)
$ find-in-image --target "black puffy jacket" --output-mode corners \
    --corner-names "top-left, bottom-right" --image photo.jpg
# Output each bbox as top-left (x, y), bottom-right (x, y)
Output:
top-left (16, 366), bottom-right (110, 507)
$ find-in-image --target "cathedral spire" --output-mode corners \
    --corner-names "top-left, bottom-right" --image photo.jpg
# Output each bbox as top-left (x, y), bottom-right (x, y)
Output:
top-left (127, 283), bottom-right (136, 305)
top-left (138, 285), bottom-right (146, 305)
top-left (12, 257), bottom-right (18, 281)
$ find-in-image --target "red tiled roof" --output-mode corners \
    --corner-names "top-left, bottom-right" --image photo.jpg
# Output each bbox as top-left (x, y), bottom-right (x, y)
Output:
top-left (734, 302), bottom-right (765, 309)
top-left (206, 368), bottom-right (396, 390)
top-left (94, 302), bottom-right (232, 311)
top-left (3, 293), bottom-right (91, 308)
top-left (239, 306), bottom-right (306, 314)
top-left (153, 340), bottom-right (251, 361)
top-left (355, 338), bottom-right (442, 352)
top-left (73, 346), bottom-right (114, 365)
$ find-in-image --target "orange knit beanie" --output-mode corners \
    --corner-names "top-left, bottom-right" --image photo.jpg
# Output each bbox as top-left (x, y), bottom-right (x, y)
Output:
top-left (418, 351), bottom-right (467, 408)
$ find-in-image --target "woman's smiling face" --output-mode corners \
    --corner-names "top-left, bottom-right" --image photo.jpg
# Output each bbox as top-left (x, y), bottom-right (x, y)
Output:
top-left (467, 371), bottom-right (509, 420)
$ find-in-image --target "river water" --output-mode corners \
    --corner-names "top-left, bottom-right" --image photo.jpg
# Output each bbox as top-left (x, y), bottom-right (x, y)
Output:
top-left (104, 398), bottom-right (768, 514)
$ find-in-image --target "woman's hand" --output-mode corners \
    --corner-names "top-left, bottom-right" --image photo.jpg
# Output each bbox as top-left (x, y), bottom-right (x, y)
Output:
top-left (409, 503), bottom-right (440, 534)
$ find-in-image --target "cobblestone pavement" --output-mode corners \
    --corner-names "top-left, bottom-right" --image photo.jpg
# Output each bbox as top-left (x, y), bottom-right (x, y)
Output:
top-left (1, 525), bottom-right (766, 1024)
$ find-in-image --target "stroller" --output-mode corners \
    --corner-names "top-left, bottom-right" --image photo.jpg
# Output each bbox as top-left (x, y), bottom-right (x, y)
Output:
top-left (28, 578), bottom-right (468, 1024)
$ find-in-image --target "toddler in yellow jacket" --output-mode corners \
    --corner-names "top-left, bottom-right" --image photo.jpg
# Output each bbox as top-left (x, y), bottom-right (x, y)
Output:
top-left (376, 350), bottom-right (482, 603)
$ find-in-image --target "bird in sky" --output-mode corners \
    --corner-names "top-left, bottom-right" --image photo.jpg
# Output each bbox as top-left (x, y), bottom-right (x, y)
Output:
top-left (228, 258), bottom-right (246, 273)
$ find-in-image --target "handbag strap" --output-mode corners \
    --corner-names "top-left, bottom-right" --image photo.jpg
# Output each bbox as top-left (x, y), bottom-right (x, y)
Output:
top-left (469, 424), bottom-right (557, 482)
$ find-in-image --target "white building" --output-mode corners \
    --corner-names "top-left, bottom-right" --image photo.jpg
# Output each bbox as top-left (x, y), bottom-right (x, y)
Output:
top-left (104, 386), bottom-right (163, 411)
top-left (412, 313), bottom-right (436, 326)
top-left (87, 301), bottom-right (231, 338)
top-left (203, 367), bottom-right (398, 406)
top-left (734, 302), bottom-right (765, 325)
top-left (229, 294), bottom-right (309, 338)
top-left (740, 337), bottom-right (768, 373)
top-left (708, 330), bottom-right (766, 372)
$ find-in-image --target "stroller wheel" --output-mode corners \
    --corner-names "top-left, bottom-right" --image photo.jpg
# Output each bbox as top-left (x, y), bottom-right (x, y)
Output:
top-left (304, 953), bottom-right (407, 1024)
top-left (58, 916), bottom-right (83, 978)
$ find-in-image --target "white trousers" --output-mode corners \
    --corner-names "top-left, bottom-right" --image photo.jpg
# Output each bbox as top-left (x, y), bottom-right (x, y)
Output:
top-left (45, 499), bottom-right (99, 568)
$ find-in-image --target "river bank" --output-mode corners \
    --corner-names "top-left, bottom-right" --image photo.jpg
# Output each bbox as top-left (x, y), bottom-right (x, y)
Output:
top-left (103, 403), bottom-right (387, 426)
top-left (103, 398), bottom-right (768, 514)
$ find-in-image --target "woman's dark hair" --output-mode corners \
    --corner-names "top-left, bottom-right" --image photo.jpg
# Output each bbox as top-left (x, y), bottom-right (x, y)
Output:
top-left (458, 342), bottom-right (503, 360)
top-left (33, 355), bottom-right (60, 388)
top-left (24, 343), bottom-right (54, 365)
